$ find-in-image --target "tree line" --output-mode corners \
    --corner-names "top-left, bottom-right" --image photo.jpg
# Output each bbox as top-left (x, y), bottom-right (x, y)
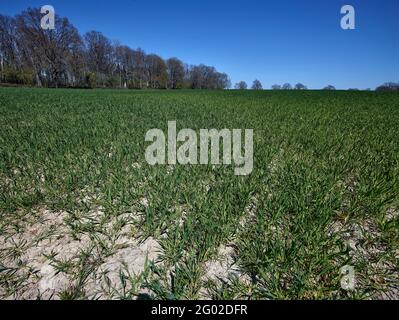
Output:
top-left (235, 81), bottom-right (399, 91)
top-left (235, 81), bottom-right (309, 90)
top-left (0, 8), bottom-right (231, 89)
top-left (236, 81), bottom-right (334, 90)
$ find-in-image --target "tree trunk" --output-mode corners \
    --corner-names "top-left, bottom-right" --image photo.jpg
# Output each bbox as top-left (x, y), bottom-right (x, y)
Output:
top-left (35, 72), bottom-right (42, 87)
top-left (0, 54), bottom-right (3, 82)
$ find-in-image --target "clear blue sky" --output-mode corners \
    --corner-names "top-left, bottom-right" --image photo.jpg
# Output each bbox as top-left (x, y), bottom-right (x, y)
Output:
top-left (1, 0), bottom-right (398, 89)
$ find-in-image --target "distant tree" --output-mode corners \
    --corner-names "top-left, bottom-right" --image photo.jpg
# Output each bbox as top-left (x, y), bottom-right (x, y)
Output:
top-left (115, 44), bottom-right (135, 88)
top-left (348, 88), bottom-right (359, 91)
top-left (84, 31), bottom-right (115, 87)
top-left (16, 8), bottom-right (83, 87)
top-left (166, 57), bottom-right (185, 89)
top-left (68, 41), bottom-right (86, 87)
top-left (251, 79), bottom-right (263, 90)
top-left (145, 54), bottom-right (168, 89)
top-left (0, 7), bottom-right (231, 90)
top-left (215, 72), bottom-right (231, 89)
top-left (186, 64), bottom-right (229, 89)
top-left (294, 83), bottom-right (307, 90)
top-left (271, 84), bottom-right (281, 90)
top-left (0, 15), bottom-right (18, 82)
top-left (282, 83), bottom-right (292, 90)
top-left (376, 82), bottom-right (399, 92)
top-left (188, 65), bottom-right (204, 89)
top-left (130, 48), bottom-right (147, 89)
top-left (235, 81), bottom-right (248, 90)
top-left (323, 85), bottom-right (336, 90)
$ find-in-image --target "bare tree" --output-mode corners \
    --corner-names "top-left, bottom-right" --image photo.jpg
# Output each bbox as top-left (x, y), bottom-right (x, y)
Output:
top-left (323, 85), bottom-right (336, 90)
top-left (0, 15), bottom-right (18, 82)
top-left (251, 79), bottom-right (263, 90)
top-left (189, 65), bottom-right (211, 89)
top-left (115, 44), bottom-right (136, 88)
top-left (235, 81), bottom-right (248, 90)
top-left (84, 31), bottom-right (115, 87)
top-left (145, 54), bottom-right (168, 89)
top-left (66, 40), bottom-right (86, 87)
top-left (166, 57), bottom-right (185, 89)
top-left (131, 48), bottom-right (147, 89)
top-left (186, 64), bottom-right (229, 89)
top-left (16, 8), bottom-right (82, 87)
top-left (376, 82), bottom-right (399, 92)
top-left (294, 83), bottom-right (307, 90)
top-left (282, 83), bottom-right (292, 90)
top-left (215, 72), bottom-right (231, 89)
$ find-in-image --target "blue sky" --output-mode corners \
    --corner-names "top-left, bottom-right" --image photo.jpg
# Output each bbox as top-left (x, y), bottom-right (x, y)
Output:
top-left (1, 0), bottom-right (398, 89)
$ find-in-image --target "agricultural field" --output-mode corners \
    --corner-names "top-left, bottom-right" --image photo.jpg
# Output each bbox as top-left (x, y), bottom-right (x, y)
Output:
top-left (0, 87), bottom-right (398, 300)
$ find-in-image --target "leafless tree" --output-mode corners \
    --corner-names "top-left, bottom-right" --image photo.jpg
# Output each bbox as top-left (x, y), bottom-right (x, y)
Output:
top-left (294, 83), bottom-right (307, 90)
top-left (145, 54), bottom-right (168, 89)
top-left (215, 72), bottom-right (231, 89)
top-left (115, 44), bottom-right (135, 88)
top-left (186, 64), bottom-right (228, 89)
top-left (376, 82), bottom-right (399, 92)
top-left (282, 83), bottom-right (292, 90)
top-left (130, 48), bottom-right (147, 89)
top-left (235, 81), bottom-right (247, 90)
top-left (16, 8), bottom-right (82, 87)
top-left (166, 57), bottom-right (185, 89)
top-left (84, 31), bottom-right (115, 87)
top-left (251, 79), bottom-right (263, 90)
top-left (0, 15), bottom-right (18, 81)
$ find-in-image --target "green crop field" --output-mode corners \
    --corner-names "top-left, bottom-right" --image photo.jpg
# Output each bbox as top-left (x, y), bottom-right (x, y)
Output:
top-left (0, 87), bottom-right (398, 300)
